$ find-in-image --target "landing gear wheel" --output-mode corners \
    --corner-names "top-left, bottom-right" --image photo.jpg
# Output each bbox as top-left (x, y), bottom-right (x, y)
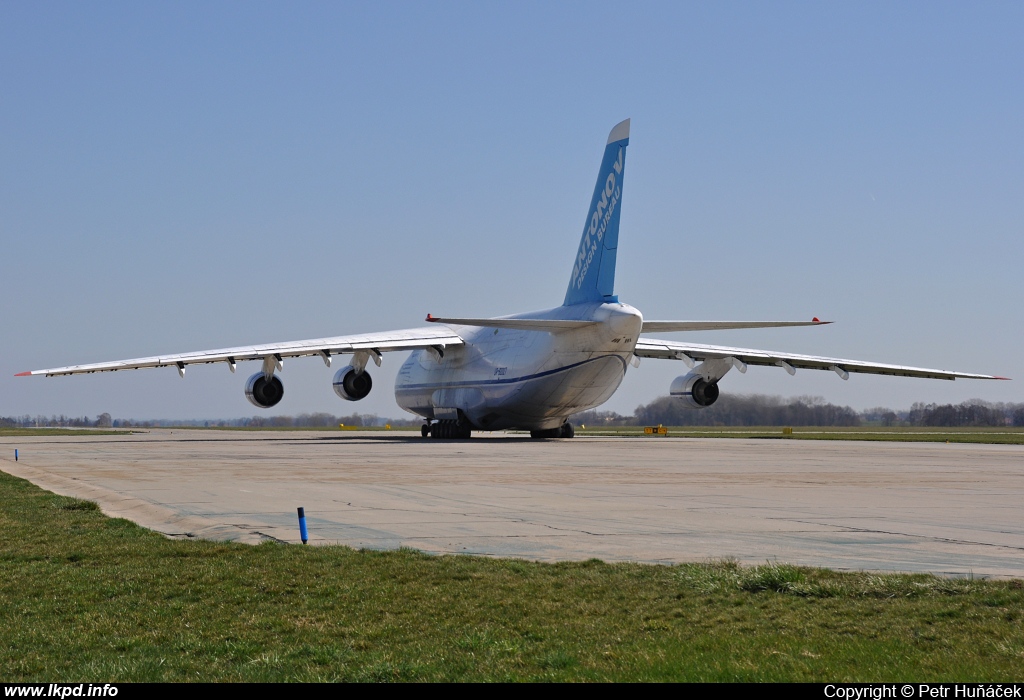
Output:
top-left (530, 422), bottom-right (574, 439)
top-left (421, 424), bottom-right (430, 438)
top-left (530, 426), bottom-right (562, 439)
top-left (430, 419), bottom-right (472, 440)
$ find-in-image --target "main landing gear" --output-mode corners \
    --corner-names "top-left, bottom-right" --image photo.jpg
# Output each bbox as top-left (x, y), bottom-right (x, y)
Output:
top-left (422, 420), bottom-right (575, 439)
top-left (423, 419), bottom-right (472, 440)
top-left (530, 422), bottom-right (575, 439)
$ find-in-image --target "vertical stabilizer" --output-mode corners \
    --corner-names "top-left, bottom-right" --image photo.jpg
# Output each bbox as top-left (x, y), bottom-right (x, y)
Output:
top-left (564, 118), bottom-right (630, 306)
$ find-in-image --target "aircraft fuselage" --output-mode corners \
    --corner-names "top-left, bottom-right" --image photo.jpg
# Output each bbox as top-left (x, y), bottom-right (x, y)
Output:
top-left (395, 302), bottom-right (643, 430)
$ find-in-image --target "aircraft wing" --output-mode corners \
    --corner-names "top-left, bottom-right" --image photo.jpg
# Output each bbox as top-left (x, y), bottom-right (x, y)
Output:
top-left (633, 338), bottom-right (1008, 381)
top-left (17, 327), bottom-right (464, 377)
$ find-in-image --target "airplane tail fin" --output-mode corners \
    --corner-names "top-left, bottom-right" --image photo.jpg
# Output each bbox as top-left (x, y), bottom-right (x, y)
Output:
top-left (564, 118), bottom-right (630, 306)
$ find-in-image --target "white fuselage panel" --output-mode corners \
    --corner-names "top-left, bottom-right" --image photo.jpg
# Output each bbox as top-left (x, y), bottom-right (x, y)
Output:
top-left (395, 303), bottom-right (643, 430)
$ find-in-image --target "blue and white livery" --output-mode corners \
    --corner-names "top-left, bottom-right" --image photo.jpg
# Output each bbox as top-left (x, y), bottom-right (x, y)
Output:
top-left (19, 119), bottom-right (1008, 439)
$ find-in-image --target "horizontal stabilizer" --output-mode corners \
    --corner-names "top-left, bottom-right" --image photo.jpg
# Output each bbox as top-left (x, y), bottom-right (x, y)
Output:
top-left (642, 319), bottom-right (830, 333)
top-left (426, 314), bottom-right (597, 332)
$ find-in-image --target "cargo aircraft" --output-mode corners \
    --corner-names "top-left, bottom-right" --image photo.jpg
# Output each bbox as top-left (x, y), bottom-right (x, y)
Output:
top-left (18, 119), bottom-right (1007, 438)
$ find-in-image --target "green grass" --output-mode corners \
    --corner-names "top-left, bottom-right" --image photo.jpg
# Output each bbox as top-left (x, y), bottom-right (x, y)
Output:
top-left (2, 469), bottom-right (1023, 681)
top-left (0, 428), bottom-right (133, 437)
top-left (573, 425), bottom-right (1024, 444)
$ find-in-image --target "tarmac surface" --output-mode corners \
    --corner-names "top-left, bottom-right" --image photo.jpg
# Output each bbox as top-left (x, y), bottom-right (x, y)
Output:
top-left (2, 429), bottom-right (1023, 577)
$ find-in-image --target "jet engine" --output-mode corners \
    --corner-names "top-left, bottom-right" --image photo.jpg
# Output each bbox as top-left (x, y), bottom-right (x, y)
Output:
top-left (670, 371), bottom-right (720, 409)
top-left (333, 365), bottom-right (372, 401)
top-left (245, 372), bottom-right (284, 408)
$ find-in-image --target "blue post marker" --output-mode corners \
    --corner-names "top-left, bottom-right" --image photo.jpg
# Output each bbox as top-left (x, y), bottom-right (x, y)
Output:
top-left (14, 449), bottom-right (18, 462)
top-left (297, 507), bottom-right (308, 545)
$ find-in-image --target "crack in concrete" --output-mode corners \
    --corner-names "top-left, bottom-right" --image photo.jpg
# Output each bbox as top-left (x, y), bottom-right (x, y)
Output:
top-left (248, 530), bottom-right (288, 543)
top-left (780, 519), bottom-right (1024, 553)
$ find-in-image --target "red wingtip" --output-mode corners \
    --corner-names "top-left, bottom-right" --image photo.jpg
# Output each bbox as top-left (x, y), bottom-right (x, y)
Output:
top-left (14, 372), bottom-right (31, 377)
top-left (812, 317), bottom-right (819, 322)
top-left (994, 376), bottom-right (1012, 381)
top-left (425, 313), bottom-right (435, 322)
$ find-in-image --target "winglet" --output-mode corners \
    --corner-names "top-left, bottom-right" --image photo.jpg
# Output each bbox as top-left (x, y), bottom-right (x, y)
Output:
top-left (812, 317), bottom-right (819, 322)
top-left (14, 371), bottom-right (31, 377)
top-left (425, 314), bottom-right (436, 322)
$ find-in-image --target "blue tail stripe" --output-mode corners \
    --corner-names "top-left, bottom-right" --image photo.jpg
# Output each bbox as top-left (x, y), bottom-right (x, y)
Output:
top-left (564, 120), bottom-right (629, 306)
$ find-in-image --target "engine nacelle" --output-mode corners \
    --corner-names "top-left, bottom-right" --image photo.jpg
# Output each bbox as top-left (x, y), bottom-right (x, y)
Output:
top-left (333, 365), bottom-right (372, 401)
top-left (670, 372), bottom-right (720, 409)
top-left (245, 372), bottom-right (284, 408)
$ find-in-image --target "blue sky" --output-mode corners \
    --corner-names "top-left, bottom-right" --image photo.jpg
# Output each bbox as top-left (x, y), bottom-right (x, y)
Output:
top-left (2, 2), bottom-right (1021, 420)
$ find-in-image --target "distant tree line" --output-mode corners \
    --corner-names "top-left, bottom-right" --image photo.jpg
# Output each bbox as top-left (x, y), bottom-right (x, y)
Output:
top-left (4, 398), bottom-right (1023, 430)
top-left (0, 412), bottom-right (418, 429)
top-left (229, 412), bottom-right (420, 428)
top-left (573, 396), bottom-right (1024, 428)
top-left (907, 401), bottom-right (1024, 428)
top-left (573, 395), bottom-right (861, 427)
top-left (0, 413), bottom-right (113, 428)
